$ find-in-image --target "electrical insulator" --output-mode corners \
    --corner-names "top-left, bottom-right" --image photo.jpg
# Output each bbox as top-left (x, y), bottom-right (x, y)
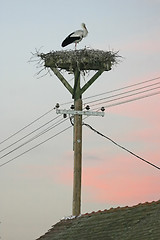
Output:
top-left (101, 107), bottom-right (105, 112)
top-left (71, 104), bottom-right (74, 109)
top-left (55, 103), bottom-right (60, 108)
top-left (85, 105), bottom-right (90, 110)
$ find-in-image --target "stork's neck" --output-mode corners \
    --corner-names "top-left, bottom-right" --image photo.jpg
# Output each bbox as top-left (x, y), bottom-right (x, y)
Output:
top-left (82, 25), bottom-right (88, 37)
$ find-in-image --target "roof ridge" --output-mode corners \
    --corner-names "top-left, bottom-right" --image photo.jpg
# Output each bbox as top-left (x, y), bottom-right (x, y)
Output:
top-left (36, 199), bottom-right (160, 239)
top-left (80, 199), bottom-right (160, 218)
top-left (57, 199), bottom-right (160, 223)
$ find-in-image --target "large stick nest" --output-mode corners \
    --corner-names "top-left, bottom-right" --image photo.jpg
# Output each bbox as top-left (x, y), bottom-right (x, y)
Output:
top-left (37, 49), bottom-right (120, 72)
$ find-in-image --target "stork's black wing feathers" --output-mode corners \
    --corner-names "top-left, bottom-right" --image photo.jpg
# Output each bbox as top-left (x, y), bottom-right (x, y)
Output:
top-left (61, 32), bottom-right (81, 47)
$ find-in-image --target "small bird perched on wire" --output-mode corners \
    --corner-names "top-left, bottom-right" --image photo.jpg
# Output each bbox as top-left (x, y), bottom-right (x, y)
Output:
top-left (61, 23), bottom-right (88, 50)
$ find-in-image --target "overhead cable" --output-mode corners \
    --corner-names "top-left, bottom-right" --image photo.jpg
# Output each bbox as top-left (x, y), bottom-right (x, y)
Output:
top-left (93, 91), bottom-right (160, 110)
top-left (90, 86), bottom-right (160, 107)
top-left (83, 123), bottom-right (160, 171)
top-left (83, 76), bottom-right (160, 101)
top-left (0, 106), bottom-right (56, 145)
top-left (0, 125), bottom-right (71, 168)
top-left (0, 115), bottom-right (61, 153)
top-left (0, 117), bottom-right (68, 160)
top-left (85, 81), bottom-right (160, 106)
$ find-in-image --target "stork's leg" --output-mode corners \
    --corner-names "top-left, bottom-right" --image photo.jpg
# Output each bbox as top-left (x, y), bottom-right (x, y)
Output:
top-left (75, 42), bottom-right (77, 50)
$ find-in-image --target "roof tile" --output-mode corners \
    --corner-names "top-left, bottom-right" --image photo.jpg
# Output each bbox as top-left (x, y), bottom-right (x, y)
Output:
top-left (36, 200), bottom-right (160, 240)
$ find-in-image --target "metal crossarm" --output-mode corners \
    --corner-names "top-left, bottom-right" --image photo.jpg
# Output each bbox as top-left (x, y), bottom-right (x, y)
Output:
top-left (56, 109), bottom-right (105, 117)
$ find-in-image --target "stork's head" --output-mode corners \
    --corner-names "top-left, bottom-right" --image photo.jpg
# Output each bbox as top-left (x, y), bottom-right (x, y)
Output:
top-left (81, 23), bottom-right (86, 28)
top-left (81, 23), bottom-right (88, 37)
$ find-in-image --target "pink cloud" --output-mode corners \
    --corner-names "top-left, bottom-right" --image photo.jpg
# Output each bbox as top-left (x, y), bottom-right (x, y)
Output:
top-left (23, 132), bottom-right (160, 207)
top-left (40, 152), bottom-right (160, 206)
top-left (89, 175), bottom-right (160, 205)
top-left (81, 158), bottom-right (160, 205)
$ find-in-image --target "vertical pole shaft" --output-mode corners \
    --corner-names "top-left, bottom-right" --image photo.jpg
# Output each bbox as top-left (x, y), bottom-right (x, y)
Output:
top-left (72, 67), bottom-right (82, 216)
top-left (72, 99), bottom-right (82, 216)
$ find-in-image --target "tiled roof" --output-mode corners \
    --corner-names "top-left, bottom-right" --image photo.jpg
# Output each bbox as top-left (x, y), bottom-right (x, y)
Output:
top-left (36, 200), bottom-right (160, 240)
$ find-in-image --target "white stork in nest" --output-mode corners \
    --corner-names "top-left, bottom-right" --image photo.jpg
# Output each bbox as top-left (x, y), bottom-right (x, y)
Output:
top-left (61, 23), bottom-right (88, 49)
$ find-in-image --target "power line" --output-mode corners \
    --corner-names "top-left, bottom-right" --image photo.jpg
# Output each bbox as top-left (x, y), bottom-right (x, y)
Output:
top-left (1, 76), bottom-right (160, 161)
top-left (83, 76), bottom-right (160, 101)
top-left (1, 76), bottom-right (159, 147)
top-left (83, 123), bottom-right (160, 171)
top-left (1, 89), bottom-right (159, 160)
top-left (89, 86), bottom-right (160, 108)
top-left (0, 125), bottom-right (72, 168)
top-left (0, 103), bottom-right (73, 148)
top-left (0, 106), bottom-right (56, 145)
top-left (1, 90), bottom-right (159, 168)
top-left (0, 117), bottom-right (68, 160)
top-left (0, 115), bottom-right (61, 153)
top-left (84, 81), bottom-right (160, 106)
top-left (94, 91), bottom-right (160, 110)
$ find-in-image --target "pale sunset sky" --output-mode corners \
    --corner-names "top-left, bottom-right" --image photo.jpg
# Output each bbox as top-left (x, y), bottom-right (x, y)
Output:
top-left (0, 0), bottom-right (160, 239)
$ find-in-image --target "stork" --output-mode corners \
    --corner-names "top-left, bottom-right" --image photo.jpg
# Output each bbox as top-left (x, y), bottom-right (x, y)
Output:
top-left (61, 23), bottom-right (88, 49)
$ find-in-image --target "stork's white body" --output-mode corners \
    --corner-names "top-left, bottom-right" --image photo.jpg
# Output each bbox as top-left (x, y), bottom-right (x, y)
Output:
top-left (61, 23), bottom-right (88, 49)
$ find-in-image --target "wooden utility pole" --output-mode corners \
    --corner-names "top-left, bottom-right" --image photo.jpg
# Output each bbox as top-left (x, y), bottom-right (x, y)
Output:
top-left (38, 49), bottom-right (119, 216)
top-left (73, 98), bottom-right (82, 216)
top-left (72, 68), bottom-right (82, 216)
